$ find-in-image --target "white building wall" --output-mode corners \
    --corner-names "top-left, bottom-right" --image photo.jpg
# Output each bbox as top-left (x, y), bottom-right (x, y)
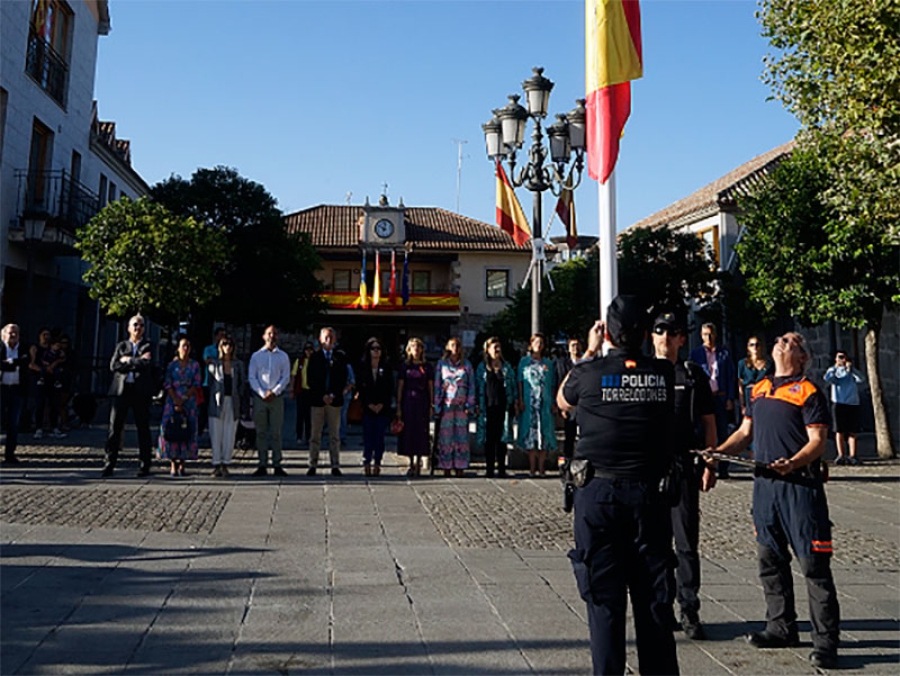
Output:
top-left (456, 252), bottom-right (530, 316)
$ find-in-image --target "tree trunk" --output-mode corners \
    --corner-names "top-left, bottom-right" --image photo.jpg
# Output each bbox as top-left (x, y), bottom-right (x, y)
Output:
top-left (864, 321), bottom-right (896, 459)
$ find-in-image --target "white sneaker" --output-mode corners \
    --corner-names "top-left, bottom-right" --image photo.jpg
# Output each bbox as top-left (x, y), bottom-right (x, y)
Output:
top-left (34, 429), bottom-right (43, 440)
top-left (52, 428), bottom-right (67, 438)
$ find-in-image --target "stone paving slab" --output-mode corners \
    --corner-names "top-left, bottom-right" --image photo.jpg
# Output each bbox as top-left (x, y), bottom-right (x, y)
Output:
top-left (2, 427), bottom-right (899, 674)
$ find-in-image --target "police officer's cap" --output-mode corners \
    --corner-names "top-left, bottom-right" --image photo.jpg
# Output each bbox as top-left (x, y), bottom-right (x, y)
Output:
top-left (606, 295), bottom-right (649, 347)
top-left (652, 309), bottom-right (686, 334)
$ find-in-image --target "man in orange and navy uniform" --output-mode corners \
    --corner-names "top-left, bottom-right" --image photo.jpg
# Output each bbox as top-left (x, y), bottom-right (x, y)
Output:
top-left (714, 331), bottom-right (840, 669)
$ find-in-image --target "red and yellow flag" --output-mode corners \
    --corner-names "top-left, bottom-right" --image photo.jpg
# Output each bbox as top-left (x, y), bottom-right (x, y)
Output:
top-left (555, 172), bottom-right (577, 249)
top-left (585, 0), bottom-right (643, 183)
top-left (373, 250), bottom-right (381, 306)
top-left (495, 162), bottom-right (531, 246)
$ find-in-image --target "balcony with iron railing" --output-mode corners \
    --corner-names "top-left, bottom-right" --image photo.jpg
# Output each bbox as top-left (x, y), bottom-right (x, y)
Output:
top-left (25, 30), bottom-right (69, 106)
top-left (9, 170), bottom-right (101, 254)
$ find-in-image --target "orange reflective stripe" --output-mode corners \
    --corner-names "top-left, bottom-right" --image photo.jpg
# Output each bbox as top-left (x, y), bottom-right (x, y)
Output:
top-left (811, 540), bottom-right (833, 552)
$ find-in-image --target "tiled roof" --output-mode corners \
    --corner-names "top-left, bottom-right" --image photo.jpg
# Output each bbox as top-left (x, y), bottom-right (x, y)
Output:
top-left (283, 205), bottom-right (531, 252)
top-left (627, 140), bottom-right (796, 231)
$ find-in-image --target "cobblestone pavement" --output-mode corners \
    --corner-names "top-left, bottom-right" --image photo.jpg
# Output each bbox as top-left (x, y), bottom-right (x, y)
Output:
top-left (0, 486), bottom-right (230, 534)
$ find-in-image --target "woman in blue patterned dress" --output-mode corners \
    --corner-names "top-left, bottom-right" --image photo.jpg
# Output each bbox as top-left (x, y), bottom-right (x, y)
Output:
top-left (158, 337), bottom-right (201, 476)
top-left (475, 337), bottom-right (517, 478)
top-left (517, 333), bottom-right (557, 477)
top-left (434, 337), bottom-right (475, 477)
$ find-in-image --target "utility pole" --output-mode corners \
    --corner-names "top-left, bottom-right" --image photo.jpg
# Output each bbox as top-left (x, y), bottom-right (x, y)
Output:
top-left (452, 139), bottom-right (468, 212)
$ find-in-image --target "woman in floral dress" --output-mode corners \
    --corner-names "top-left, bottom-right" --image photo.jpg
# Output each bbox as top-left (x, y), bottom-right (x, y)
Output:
top-left (434, 337), bottom-right (475, 477)
top-left (517, 333), bottom-right (557, 477)
top-left (158, 337), bottom-right (201, 476)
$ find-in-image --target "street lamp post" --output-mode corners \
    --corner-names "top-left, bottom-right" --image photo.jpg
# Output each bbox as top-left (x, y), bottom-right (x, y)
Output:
top-left (483, 67), bottom-right (586, 335)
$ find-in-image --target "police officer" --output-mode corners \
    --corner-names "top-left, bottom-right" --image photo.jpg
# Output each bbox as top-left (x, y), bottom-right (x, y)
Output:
top-left (715, 331), bottom-right (840, 669)
top-left (557, 295), bottom-right (678, 676)
top-left (652, 310), bottom-right (717, 640)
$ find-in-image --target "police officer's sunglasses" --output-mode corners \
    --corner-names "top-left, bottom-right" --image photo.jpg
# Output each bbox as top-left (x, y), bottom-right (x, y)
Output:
top-left (653, 325), bottom-right (682, 336)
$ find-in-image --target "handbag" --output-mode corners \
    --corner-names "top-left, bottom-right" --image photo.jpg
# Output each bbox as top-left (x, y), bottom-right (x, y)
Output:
top-left (390, 418), bottom-right (404, 435)
top-left (164, 411), bottom-right (191, 443)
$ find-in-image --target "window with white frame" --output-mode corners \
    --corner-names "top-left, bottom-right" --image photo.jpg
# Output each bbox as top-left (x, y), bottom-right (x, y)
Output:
top-left (485, 269), bottom-right (509, 299)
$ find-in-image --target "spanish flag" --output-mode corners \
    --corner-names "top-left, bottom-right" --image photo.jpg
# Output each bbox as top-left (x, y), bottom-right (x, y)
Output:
top-left (495, 161), bottom-right (531, 246)
top-left (373, 250), bottom-right (381, 306)
top-left (586, 0), bottom-right (643, 183)
top-left (555, 171), bottom-right (577, 249)
top-left (359, 250), bottom-right (369, 309)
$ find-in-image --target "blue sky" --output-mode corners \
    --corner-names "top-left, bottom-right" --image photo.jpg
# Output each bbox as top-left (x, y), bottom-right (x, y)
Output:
top-left (94, 0), bottom-right (798, 235)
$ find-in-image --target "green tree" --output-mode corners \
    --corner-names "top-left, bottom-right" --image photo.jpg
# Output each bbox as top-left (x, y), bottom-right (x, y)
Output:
top-left (76, 196), bottom-right (227, 323)
top-left (617, 226), bottom-right (720, 317)
top-left (739, 0), bottom-right (900, 457)
top-left (151, 167), bottom-right (326, 332)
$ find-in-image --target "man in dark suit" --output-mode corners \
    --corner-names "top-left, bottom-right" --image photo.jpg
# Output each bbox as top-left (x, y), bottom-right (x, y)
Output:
top-left (555, 337), bottom-right (582, 460)
top-left (103, 315), bottom-right (155, 477)
top-left (306, 327), bottom-right (349, 476)
top-left (2, 323), bottom-right (30, 464)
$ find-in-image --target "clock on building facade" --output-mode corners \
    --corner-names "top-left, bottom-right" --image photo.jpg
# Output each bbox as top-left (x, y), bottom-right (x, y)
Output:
top-left (374, 218), bottom-right (394, 238)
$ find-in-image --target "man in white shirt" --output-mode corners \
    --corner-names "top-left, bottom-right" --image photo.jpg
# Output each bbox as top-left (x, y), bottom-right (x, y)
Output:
top-left (2, 324), bottom-right (28, 464)
top-left (248, 325), bottom-right (291, 477)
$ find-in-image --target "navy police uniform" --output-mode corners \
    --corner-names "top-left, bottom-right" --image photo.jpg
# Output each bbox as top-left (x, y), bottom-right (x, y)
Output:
top-left (747, 374), bottom-right (840, 654)
top-left (670, 359), bottom-right (714, 622)
top-left (564, 347), bottom-right (677, 675)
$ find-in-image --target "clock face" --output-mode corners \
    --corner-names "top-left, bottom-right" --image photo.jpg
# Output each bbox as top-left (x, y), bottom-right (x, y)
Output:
top-left (374, 218), bottom-right (394, 238)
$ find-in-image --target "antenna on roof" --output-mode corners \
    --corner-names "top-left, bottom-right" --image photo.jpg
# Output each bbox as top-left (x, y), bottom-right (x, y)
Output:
top-left (345, 191), bottom-right (352, 205)
top-left (452, 139), bottom-right (468, 213)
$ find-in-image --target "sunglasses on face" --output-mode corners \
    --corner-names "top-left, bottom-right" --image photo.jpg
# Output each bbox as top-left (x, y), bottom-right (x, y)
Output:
top-left (370, 346), bottom-right (382, 351)
top-left (748, 342), bottom-right (759, 347)
top-left (653, 326), bottom-right (682, 336)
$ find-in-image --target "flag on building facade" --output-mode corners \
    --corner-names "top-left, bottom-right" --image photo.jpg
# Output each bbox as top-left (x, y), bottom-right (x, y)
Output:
top-left (495, 161), bottom-right (531, 246)
top-left (359, 249), bottom-right (369, 309)
top-left (32, 0), bottom-right (50, 39)
top-left (389, 250), bottom-right (398, 305)
top-left (555, 172), bottom-right (578, 250)
top-left (585, 0), bottom-right (643, 183)
top-left (401, 251), bottom-right (410, 306)
top-left (373, 250), bottom-right (381, 306)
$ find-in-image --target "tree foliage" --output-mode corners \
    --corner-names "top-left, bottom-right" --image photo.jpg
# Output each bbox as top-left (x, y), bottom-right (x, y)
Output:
top-left (617, 226), bottom-right (720, 316)
top-left (151, 166), bottom-right (326, 330)
top-left (76, 196), bottom-right (227, 323)
top-left (740, 0), bottom-right (900, 456)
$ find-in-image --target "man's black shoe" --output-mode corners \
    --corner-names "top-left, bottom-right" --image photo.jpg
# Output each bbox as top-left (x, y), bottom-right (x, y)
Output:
top-left (252, 467), bottom-right (268, 477)
top-left (810, 650), bottom-right (838, 669)
top-left (681, 611), bottom-right (707, 640)
top-left (100, 464), bottom-right (114, 478)
top-left (3, 455), bottom-right (20, 465)
top-left (746, 630), bottom-right (800, 649)
top-left (136, 465), bottom-right (151, 478)
top-left (306, 467), bottom-right (317, 476)
top-left (331, 467), bottom-right (343, 477)
top-left (273, 467), bottom-right (288, 477)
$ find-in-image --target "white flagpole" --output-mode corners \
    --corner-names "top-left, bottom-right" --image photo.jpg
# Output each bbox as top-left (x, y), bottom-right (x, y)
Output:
top-left (598, 168), bottom-right (618, 321)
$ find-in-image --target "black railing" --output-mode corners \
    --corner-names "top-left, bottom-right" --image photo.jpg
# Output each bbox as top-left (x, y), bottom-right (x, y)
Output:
top-left (25, 30), bottom-right (69, 106)
top-left (14, 169), bottom-right (101, 237)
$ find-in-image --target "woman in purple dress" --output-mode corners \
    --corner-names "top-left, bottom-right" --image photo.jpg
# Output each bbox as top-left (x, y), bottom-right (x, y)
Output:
top-left (158, 337), bottom-right (201, 476)
top-left (395, 338), bottom-right (434, 477)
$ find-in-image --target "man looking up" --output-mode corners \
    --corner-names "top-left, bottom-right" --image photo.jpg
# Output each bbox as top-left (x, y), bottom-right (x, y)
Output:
top-left (652, 309), bottom-right (717, 641)
top-left (248, 325), bottom-right (291, 477)
top-left (714, 332), bottom-right (840, 670)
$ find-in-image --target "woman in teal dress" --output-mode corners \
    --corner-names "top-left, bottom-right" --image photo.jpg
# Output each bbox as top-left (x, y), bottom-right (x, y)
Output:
top-left (517, 333), bottom-right (557, 477)
top-left (158, 337), bottom-right (201, 476)
top-left (475, 337), bottom-right (517, 478)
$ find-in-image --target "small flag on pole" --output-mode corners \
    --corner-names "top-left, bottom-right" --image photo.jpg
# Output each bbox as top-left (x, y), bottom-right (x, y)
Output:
top-left (359, 250), bottom-right (369, 309)
top-left (585, 0), bottom-right (643, 183)
top-left (401, 251), bottom-right (410, 306)
top-left (373, 250), bottom-right (381, 306)
top-left (495, 161), bottom-right (532, 246)
top-left (389, 250), bottom-right (398, 305)
top-left (555, 172), bottom-right (578, 250)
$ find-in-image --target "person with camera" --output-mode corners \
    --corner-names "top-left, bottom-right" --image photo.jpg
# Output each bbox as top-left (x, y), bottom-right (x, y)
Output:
top-left (557, 295), bottom-right (678, 675)
top-left (652, 309), bottom-right (717, 641)
top-left (823, 350), bottom-right (866, 466)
